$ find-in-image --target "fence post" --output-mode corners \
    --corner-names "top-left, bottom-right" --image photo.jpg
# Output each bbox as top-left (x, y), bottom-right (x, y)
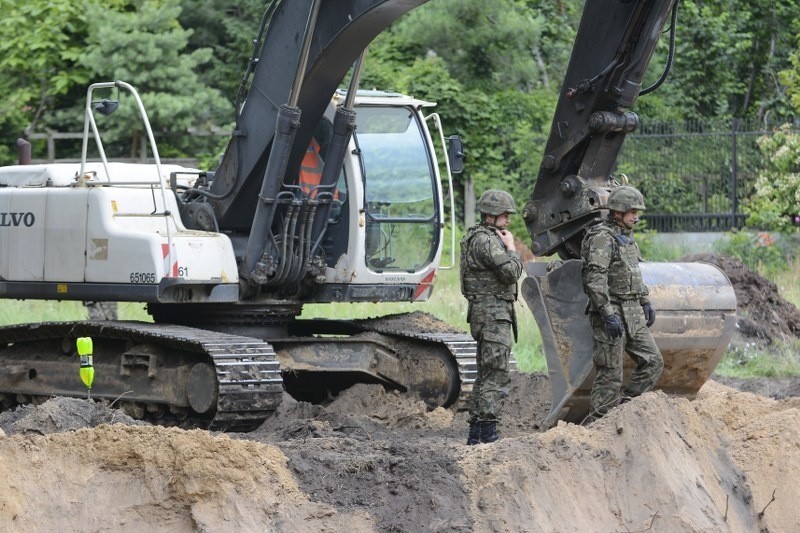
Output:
top-left (139, 134), bottom-right (148, 162)
top-left (731, 118), bottom-right (739, 229)
top-left (47, 130), bottom-right (56, 162)
top-left (464, 177), bottom-right (475, 228)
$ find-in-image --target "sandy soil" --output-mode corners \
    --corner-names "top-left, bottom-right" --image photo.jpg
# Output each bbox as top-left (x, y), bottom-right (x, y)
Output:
top-left (1, 254), bottom-right (799, 532)
top-left (1, 377), bottom-right (798, 532)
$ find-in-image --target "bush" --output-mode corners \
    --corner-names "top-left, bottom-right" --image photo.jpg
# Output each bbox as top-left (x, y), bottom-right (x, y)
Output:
top-left (746, 124), bottom-right (800, 231)
top-left (713, 230), bottom-right (798, 277)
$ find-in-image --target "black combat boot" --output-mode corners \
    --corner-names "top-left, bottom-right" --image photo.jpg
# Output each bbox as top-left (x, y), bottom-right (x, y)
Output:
top-left (480, 420), bottom-right (499, 443)
top-left (467, 421), bottom-right (480, 445)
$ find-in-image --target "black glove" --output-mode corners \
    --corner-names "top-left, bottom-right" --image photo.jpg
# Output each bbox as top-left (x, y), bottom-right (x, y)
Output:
top-left (642, 303), bottom-right (656, 328)
top-left (603, 314), bottom-right (624, 339)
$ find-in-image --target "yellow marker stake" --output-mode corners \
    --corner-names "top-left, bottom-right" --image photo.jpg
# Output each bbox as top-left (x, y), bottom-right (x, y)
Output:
top-left (76, 337), bottom-right (95, 399)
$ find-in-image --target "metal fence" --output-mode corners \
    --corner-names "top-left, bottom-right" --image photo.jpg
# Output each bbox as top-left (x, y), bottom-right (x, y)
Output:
top-left (618, 118), bottom-right (798, 232)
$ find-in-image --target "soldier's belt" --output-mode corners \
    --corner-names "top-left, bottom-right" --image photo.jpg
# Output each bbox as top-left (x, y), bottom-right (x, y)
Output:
top-left (610, 296), bottom-right (642, 303)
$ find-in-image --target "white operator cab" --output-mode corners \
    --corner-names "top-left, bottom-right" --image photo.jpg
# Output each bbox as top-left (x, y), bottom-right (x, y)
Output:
top-left (316, 89), bottom-right (458, 303)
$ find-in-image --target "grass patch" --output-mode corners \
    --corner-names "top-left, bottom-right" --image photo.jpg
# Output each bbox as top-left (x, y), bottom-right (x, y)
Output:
top-left (772, 258), bottom-right (800, 309)
top-left (0, 300), bottom-right (150, 325)
top-left (715, 250), bottom-right (800, 379)
top-left (716, 339), bottom-right (800, 378)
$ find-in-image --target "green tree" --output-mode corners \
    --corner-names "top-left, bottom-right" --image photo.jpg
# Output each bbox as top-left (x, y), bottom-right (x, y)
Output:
top-left (178, 0), bottom-right (266, 100)
top-left (745, 125), bottom-right (800, 231)
top-left (68, 0), bottom-right (231, 159)
top-left (394, 0), bottom-right (573, 92)
top-left (0, 0), bottom-right (98, 163)
top-left (639, 0), bottom-right (800, 122)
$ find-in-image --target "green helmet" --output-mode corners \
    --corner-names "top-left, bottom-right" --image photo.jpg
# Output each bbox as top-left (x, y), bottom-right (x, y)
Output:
top-left (607, 185), bottom-right (646, 212)
top-left (478, 189), bottom-right (517, 216)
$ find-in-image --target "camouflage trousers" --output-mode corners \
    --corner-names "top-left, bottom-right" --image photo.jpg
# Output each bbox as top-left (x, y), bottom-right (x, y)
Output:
top-left (588, 303), bottom-right (664, 417)
top-left (467, 319), bottom-right (512, 423)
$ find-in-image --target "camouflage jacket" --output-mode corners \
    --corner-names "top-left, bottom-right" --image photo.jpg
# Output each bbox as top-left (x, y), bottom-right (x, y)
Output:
top-left (459, 224), bottom-right (523, 325)
top-left (580, 218), bottom-right (650, 318)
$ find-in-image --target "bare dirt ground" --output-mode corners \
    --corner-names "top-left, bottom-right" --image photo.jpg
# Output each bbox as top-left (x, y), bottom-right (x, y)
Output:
top-left (1, 255), bottom-right (799, 532)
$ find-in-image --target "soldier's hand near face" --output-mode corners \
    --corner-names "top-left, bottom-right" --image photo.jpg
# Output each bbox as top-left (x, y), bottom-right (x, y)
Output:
top-left (496, 229), bottom-right (516, 251)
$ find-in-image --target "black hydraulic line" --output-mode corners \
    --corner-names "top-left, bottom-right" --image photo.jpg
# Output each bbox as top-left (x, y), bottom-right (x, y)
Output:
top-left (287, 204), bottom-right (314, 283)
top-left (640, 0), bottom-right (679, 96)
top-left (276, 204), bottom-right (298, 284)
top-left (281, 204), bottom-right (302, 284)
top-left (243, 104), bottom-right (302, 280)
top-left (299, 205), bottom-right (316, 281)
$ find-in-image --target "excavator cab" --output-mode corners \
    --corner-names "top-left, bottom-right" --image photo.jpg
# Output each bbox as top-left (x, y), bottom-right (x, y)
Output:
top-left (305, 90), bottom-right (459, 304)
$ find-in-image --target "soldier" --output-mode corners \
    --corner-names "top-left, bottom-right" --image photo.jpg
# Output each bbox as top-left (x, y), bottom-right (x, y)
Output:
top-left (460, 189), bottom-right (523, 444)
top-left (581, 185), bottom-right (664, 422)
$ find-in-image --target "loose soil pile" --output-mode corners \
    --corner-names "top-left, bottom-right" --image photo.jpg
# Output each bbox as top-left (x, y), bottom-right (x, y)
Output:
top-left (681, 253), bottom-right (800, 344)
top-left (1, 378), bottom-right (798, 532)
top-left (1, 255), bottom-right (799, 532)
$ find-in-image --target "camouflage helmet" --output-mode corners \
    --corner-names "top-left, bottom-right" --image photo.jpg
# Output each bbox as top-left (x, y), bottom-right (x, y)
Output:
top-left (477, 189), bottom-right (517, 216)
top-left (607, 185), bottom-right (646, 212)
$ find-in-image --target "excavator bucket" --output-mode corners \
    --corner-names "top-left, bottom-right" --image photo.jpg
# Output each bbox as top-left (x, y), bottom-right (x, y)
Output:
top-left (522, 259), bottom-right (737, 427)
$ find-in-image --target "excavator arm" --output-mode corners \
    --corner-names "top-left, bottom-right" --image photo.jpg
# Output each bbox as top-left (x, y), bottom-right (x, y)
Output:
top-left (523, 0), bottom-right (678, 259)
top-left (517, 0), bottom-right (738, 426)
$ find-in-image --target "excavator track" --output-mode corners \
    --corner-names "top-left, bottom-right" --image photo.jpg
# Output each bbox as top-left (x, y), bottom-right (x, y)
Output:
top-left (277, 313), bottom-right (481, 408)
top-left (349, 314), bottom-right (518, 405)
top-left (352, 320), bottom-right (479, 405)
top-left (0, 321), bottom-right (283, 432)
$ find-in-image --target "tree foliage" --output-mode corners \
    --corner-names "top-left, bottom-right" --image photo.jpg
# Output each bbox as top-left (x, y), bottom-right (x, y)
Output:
top-left (638, 0), bottom-right (800, 122)
top-left (746, 125), bottom-right (800, 231)
top-left (63, 0), bottom-right (231, 158)
top-left (0, 0), bottom-right (98, 161)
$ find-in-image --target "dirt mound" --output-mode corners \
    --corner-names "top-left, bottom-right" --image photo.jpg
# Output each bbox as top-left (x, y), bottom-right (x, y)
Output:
top-left (681, 253), bottom-right (800, 343)
top-left (0, 397), bottom-right (145, 436)
top-left (2, 375), bottom-right (799, 532)
top-left (356, 310), bottom-right (462, 334)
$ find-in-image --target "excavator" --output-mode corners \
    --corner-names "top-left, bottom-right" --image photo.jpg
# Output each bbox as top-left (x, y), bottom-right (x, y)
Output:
top-left (0, 0), bottom-right (736, 431)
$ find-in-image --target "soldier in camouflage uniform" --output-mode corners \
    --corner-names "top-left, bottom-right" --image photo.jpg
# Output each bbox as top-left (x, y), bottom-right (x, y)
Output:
top-left (460, 189), bottom-right (523, 444)
top-left (581, 185), bottom-right (664, 422)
